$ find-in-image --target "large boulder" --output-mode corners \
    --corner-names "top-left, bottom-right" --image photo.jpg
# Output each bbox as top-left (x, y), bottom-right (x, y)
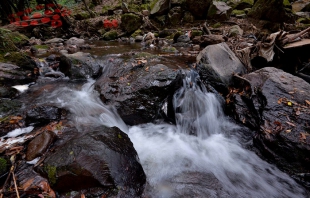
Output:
top-left (196, 42), bottom-right (246, 93)
top-left (40, 126), bottom-right (146, 197)
top-left (94, 56), bottom-right (180, 125)
top-left (207, 1), bottom-right (232, 21)
top-left (0, 28), bottom-right (28, 53)
top-left (185, 0), bottom-right (212, 19)
top-left (59, 52), bottom-right (102, 79)
top-left (229, 67), bottom-right (310, 186)
top-left (248, 0), bottom-right (294, 23)
top-left (121, 13), bottom-right (143, 34)
top-left (150, 0), bottom-right (171, 15)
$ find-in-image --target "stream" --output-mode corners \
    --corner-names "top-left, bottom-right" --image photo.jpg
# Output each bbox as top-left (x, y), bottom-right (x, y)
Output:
top-left (5, 41), bottom-right (309, 197)
top-left (38, 73), bottom-right (306, 197)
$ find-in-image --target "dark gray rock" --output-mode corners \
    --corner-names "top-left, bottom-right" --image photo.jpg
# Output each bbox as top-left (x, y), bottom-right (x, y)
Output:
top-left (150, 0), bottom-right (171, 15)
top-left (196, 42), bottom-right (246, 93)
top-left (59, 52), bottom-right (102, 79)
top-left (229, 67), bottom-right (310, 187)
top-left (185, 0), bottom-right (212, 19)
top-left (0, 63), bottom-right (35, 86)
top-left (25, 105), bottom-right (64, 126)
top-left (94, 57), bottom-right (180, 125)
top-left (207, 1), bottom-right (232, 21)
top-left (41, 126), bottom-right (146, 197)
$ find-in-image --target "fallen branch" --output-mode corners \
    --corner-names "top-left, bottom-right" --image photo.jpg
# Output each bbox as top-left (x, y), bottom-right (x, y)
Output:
top-left (279, 27), bottom-right (310, 46)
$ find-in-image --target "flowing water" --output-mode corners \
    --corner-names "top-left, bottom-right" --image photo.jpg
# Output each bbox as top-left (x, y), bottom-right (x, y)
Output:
top-left (37, 69), bottom-right (308, 198)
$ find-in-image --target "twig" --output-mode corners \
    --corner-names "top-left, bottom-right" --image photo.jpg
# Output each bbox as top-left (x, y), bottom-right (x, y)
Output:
top-left (12, 170), bottom-right (20, 198)
top-left (280, 27), bottom-right (310, 46)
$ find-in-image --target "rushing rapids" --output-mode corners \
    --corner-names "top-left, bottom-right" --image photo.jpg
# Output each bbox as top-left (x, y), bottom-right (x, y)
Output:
top-left (34, 69), bottom-right (308, 197)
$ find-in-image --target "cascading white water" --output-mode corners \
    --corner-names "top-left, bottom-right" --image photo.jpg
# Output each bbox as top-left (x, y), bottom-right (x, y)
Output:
top-left (42, 72), bottom-right (307, 198)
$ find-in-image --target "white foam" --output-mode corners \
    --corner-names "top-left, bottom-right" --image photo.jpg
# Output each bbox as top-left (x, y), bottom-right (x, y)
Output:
top-left (12, 84), bottom-right (29, 93)
top-left (3, 126), bottom-right (34, 138)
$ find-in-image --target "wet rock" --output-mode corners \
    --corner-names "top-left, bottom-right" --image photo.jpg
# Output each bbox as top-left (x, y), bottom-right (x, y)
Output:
top-left (177, 34), bottom-right (190, 43)
top-left (228, 25), bottom-right (244, 37)
top-left (25, 105), bottom-right (64, 126)
top-left (207, 1), bottom-right (232, 21)
top-left (94, 58), bottom-right (179, 125)
top-left (0, 63), bottom-right (34, 86)
top-left (65, 37), bottom-right (85, 46)
top-left (40, 126), bottom-right (146, 197)
top-left (150, 0), bottom-right (171, 15)
top-left (59, 52), bottom-right (102, 79)
top-left (0, 99), bottom-right (22, 116)
top-left (26, 130), bottom-right (56, 161)
top-left (196, 42), bottom-right (246, 93)
top-left (44, 38), bottom-right (64, 44)
top-left (232, 67), bottom-right (310, 186)
top-left (185, 0), bottom-right (212, 19)
top-left (121, 13), bottom-right (143, 34)
top-left (0, 86), bottom-right (19, 98)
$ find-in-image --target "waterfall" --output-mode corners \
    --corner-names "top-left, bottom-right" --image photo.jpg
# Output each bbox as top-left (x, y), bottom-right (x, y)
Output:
top-left (41, 71), bottom-right (307, 198)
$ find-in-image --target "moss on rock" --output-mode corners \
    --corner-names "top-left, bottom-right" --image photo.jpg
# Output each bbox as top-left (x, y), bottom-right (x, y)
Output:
top-left (103, 30), bottom-right (118, 40)
top-left (121, 13), bottom-right (143, 33)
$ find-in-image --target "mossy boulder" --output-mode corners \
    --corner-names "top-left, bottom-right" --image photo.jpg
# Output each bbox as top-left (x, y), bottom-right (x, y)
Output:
top-left (41, 126), bottom-right (146, 197)
top-left (103, 30), bottom-right (118, 40)
top-left (0, 99), bottom-right (22, 117)
top-left (234, 0), bottom-right (254, 10)
top-left (0, 28), bottom-right (28, 53)
top-left (248, 0), bottom-right (294, 23)
top-left (121, 13), bottom-right (143, 34)
top-left (131, 29), bottom-right (142, 38)
top-left (183, 11), bottom-right (194, 23)
top-left (1, 52), bottom-right (36, 70)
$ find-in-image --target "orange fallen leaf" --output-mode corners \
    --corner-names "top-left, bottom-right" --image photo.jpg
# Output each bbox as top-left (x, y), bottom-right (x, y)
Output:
top-left (300, 132), bottom-right (309, 143)
top-left (306, 100), bottom-right (310, 105)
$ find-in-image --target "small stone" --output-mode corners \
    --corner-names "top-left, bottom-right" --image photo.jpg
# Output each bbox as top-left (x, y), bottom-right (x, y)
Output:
top-left (135, 36), bottom-right (143, 42)
top-left (142, 10), bottom-right (150, 16)
top-left (26, 130), bottom-right (56, 161)
top-left (193, 45), bottom-right (200, 51)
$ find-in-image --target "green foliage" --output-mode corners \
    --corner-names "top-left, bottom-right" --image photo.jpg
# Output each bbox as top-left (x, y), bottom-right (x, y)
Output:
top-left (0, 157), bottom-right (8, 175)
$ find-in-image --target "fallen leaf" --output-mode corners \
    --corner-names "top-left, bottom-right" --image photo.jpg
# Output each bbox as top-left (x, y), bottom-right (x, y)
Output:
top-left (277, 98), bottom-right (283, 104)
top-left (288, 91), bottom-right (294, 94)
top-left (145, 66), bottom-right (149, 71)
top-left (287, 101), bottom-right (292, 106)
top-left (300, 132), bottom-right (309, 143)
top-left (296, 110), bottom-right (301, 116)
top-left (285, 129), bottom-right (291, 133)
top-left (306, 100), bottom-right (310, 105)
